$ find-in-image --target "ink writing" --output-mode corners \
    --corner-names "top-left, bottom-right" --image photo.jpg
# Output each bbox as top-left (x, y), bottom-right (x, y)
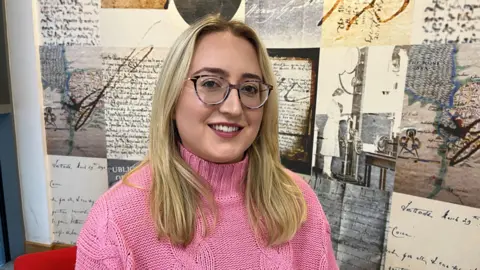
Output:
top-left (318, 0), bottom-right (410, 42)
top-left (400, 201), bottom-right (434, 218)
top-left (271, 57), bottom-right (313, 159)
top-left (38, 0), bottom-right (100, 46)
top-left (420, 0), bottom-right (480, 44)
top-left (391, 226), bottom-right (413, 238)
top-left (103, 48), bottom-right (166, 160)
top-left (49, 156), bottom-right (107, 245)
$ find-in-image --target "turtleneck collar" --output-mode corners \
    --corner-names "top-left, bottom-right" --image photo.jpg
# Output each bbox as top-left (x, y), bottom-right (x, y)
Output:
top-left (178, 144), bottom-right (249, 199)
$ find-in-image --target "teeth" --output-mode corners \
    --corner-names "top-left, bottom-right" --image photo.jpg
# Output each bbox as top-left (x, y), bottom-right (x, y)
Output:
top-left (211, 125), bottom-right (240, 133)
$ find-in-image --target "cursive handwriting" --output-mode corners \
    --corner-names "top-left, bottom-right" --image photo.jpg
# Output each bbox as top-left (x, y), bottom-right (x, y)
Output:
top-left (271, 57), bottom-right (313, 159)
top-left (52, 159), bottom-right (105, 171)
top-left (103, 48), bottom-right (165, 160)
top-left (51, 194), bottom-right (95, 245)
top-left (38, 0), bottom-right (100, 46)
top-left (441, 209), bottom-right (480, 226)
top-left (420, 0), bottom-right (480, 44)
top-left (400, 201), bottom-right (434, 218)
top-left (318, 0), bottom-right (410, 30)
top-left (391, 226), bottom-right (414, 238)
top-left (389, 249), bottom-right (480, 270)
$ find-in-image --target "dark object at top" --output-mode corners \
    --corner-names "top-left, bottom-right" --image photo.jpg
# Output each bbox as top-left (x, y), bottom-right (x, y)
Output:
top-left (175, 0), bottom-right (242, 25)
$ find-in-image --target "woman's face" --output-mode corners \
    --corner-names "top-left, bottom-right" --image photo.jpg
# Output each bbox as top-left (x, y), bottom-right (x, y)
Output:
top-left (174, 31), bottom-right (264, 163)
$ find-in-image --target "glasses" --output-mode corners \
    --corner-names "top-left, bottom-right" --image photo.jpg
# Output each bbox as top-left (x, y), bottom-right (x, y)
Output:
top-left (188, 75), bottom-right (273, 109)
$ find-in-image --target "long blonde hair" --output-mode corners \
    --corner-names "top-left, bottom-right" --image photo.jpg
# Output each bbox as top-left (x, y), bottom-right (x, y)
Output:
top-left (123, 14), bottom-right (307, 247)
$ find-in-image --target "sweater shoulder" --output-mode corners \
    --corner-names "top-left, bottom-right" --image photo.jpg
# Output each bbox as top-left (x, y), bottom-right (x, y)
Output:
top-left (94, 164), bottom-right (151, 222)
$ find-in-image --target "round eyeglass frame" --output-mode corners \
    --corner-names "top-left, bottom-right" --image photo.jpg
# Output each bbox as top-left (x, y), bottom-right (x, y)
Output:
top-left (187, 75), bottom-right (273, 109)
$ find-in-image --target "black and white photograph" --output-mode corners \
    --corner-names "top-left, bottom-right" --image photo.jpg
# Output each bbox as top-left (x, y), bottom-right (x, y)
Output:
top-left (312, 45), bottom-right (409, 192)
top-left (314, 177), bottom-right (392, 270)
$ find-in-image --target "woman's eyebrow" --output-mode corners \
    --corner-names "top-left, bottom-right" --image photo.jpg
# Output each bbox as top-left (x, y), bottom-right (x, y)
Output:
top-left (192, 67), bottom-right (228, 77)
top-left (242, 73), bottom-right (262, 81)
top-left (192, 67), bottom-right (262, 80)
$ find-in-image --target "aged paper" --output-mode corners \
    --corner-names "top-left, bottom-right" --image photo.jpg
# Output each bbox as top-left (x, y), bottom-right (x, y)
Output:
top-left (411, 0), bottom-right (480, 45)
top-left (102, 47), bottom-right (168, 161)
top-left (100, 0), bottom-right (245, 47)
top-left (49, 155), bottom-right (108, 245)
top-left (272, 57), bottom-right (313, 163)
top-left (385, 193), bottom-right (480, 269)
top-left (320, 0), bottom-right (414, 47)
top-left (102, 0), bottom-right (169, 9)
top-left (269, 49), bottom-right (319, 175)
top-left (245, 0), bottom-right (323, 48)
top-left (37, 0), bottom-right (100, 46)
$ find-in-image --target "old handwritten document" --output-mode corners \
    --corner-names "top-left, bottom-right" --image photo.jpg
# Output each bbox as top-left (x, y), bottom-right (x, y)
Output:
top-left (386, 193), bottom-right (480, 269)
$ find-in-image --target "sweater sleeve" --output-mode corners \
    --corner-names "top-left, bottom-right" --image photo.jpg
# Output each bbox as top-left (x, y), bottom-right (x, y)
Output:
top-left (286, 170), bottom-right (339, 270)
top-left (322, 216), bottom-right (338, 270)
top-left (75, 195), bottom-right (133, 270)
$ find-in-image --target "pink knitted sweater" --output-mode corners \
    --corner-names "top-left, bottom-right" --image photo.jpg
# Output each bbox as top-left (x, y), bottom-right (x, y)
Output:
top-left (75, 146), bottom-right (338, 269)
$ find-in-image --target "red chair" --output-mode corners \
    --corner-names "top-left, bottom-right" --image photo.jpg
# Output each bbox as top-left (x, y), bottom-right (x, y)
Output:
top-left (14, 246), bottom-right (77, 270)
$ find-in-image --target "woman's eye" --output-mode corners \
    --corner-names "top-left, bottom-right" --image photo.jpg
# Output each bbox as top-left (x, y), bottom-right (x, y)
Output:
top-left (241, 84), bottom-right (259, 94)
top-left (202, 80), bottom-right (220, 88)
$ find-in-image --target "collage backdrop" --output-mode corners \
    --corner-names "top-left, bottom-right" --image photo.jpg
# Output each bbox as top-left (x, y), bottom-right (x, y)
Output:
top-left (38, 0), bottom-right (480, 269)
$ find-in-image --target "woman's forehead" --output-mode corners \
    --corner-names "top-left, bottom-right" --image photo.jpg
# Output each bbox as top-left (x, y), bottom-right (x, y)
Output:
top-left (189, 32), bottom-right (262, 79)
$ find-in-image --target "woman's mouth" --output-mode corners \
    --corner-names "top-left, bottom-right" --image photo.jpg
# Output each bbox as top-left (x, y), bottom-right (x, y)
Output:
top-left (210, 124), bottom-right (241, 132)
top-left (208, 124), bottom-right (243, 138)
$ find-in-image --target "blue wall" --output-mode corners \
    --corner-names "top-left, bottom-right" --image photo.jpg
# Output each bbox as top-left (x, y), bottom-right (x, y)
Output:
top-left (0, 113), bottom-right (25, 264)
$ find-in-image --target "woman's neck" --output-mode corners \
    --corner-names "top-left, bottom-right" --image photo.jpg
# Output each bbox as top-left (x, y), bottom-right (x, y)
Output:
top-left (178, 144), bottom-right (249, 199)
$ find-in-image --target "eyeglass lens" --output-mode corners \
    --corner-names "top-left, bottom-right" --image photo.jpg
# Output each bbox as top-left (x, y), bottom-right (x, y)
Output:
top-left (194, 76), bottom-right (270, 108)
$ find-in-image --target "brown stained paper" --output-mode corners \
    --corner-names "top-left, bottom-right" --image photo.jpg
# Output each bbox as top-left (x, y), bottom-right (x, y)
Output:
top-left (385, 193), bottom-right (480, 269)
top-left (102, 0), bottom-right (169, 9)
top-left (271, 57), bottom-right (313, 158)
top-left (319, 0), bottom-right (414, 47)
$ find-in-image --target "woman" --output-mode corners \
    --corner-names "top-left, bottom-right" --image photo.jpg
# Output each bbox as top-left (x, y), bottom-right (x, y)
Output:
top-left (75, 14), bottom-right (338, 269)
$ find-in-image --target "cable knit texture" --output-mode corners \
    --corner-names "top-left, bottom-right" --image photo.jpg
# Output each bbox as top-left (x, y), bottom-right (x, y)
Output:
top-left (75, 145), bottom-right (339, 269)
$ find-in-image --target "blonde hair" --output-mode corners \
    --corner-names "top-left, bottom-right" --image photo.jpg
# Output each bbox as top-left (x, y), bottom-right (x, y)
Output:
top-left (123, 14), bottom-right (307, 247)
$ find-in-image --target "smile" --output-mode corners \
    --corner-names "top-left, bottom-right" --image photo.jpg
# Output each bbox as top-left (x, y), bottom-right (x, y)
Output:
top-left (208, 123), bottom-right (244, 138)
top-left (210, 124), bottom-right (241, 133)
